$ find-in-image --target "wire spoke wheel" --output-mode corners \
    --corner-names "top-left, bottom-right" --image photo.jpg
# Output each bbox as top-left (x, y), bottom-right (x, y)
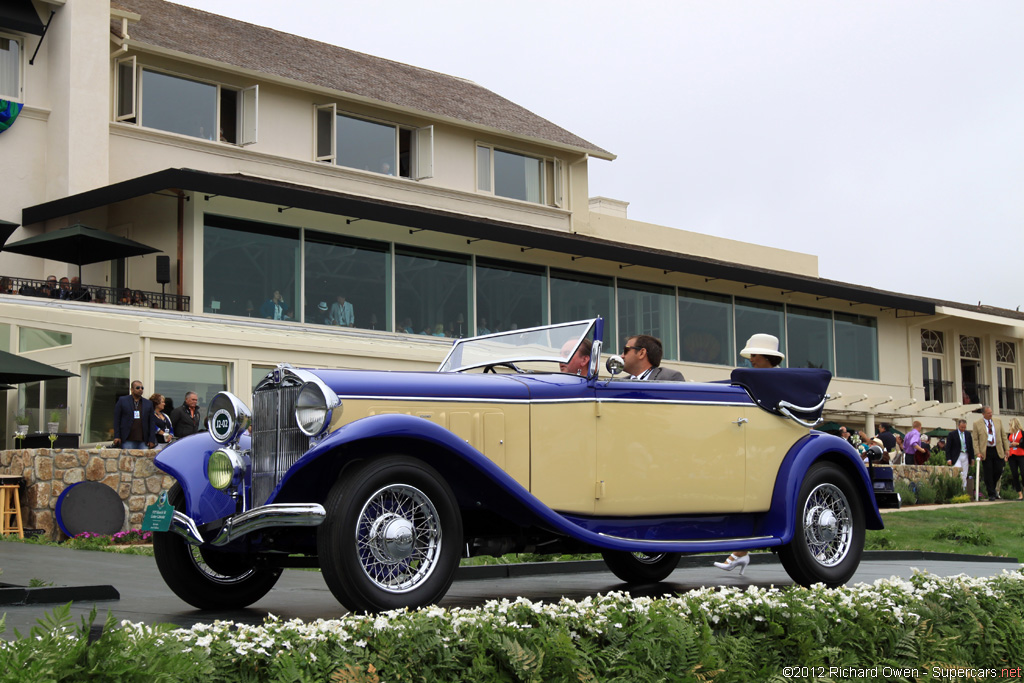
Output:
top-left (355, 484), bottom-right (442, 593)
top-left (801, 482), bottom-right (853, 567)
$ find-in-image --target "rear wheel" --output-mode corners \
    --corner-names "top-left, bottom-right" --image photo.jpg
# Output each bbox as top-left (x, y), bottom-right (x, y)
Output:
top-left (601, 551), bottom-right (681, 583)
top-left (317, 456), bottom-right (463, 612)
top-left (778, 462), bottom-right (864, 587)
top-left (152, 484), bottom-right (282, 609)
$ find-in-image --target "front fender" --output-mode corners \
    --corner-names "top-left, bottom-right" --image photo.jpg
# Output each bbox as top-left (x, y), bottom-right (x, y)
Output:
top-left (154, 432), bottom-right (248, 525)
top-left (763, 432), bottom-right (884, 544)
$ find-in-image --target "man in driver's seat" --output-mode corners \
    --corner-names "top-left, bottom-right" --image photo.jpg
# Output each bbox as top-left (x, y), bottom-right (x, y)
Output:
top-left (559, 338), bottom-right (592, 376)
top-left (622, 334), bottom-right (685, 381)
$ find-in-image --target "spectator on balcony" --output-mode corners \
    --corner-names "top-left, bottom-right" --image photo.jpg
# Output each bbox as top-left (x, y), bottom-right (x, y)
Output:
top-left (0, 277), bottom-right (13, 294)
top-left (40, 275), bottom-right (58, 298)
top-left (68, 276), bottom-right (91, 302)
top-left (57, 277), bottom-right (72, 299)
top-left (972, 406), bottom-right (1007, 501)
top-left (945, 419), bottom-right (974, 489)
top-left (1007, 417), bottom-right (1024, 501)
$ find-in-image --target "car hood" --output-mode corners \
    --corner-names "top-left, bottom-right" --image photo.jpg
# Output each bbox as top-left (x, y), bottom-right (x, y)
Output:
top-left (302, 368), bottom-right (586, 401)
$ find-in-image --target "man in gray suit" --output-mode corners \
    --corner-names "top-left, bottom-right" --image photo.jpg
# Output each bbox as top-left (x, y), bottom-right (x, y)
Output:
top-left (622, 334), bottom-right (685, 381)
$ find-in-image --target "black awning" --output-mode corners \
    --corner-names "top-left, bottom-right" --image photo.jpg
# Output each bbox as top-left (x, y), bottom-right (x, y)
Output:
top-left (21, 167), bottom-right (937, 315)
top-left (0, 0), bottom-right (45, 36)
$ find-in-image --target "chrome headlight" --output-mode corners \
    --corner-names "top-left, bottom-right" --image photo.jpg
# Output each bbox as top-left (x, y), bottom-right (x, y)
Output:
top-left (207, 447), bottom-right (246, 490)
top-left (295, 381), bottom-right (340, 436)
top-left (208, 391), bottom-right (252, 445)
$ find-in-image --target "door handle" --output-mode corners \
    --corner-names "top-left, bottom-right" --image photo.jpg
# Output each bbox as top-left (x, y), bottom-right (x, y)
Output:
top-left (733, 418), bottom-right (748, 425)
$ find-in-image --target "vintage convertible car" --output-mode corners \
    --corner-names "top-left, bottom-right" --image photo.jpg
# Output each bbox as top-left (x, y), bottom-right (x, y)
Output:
top-left (149, 318), bottom-right (885, 613)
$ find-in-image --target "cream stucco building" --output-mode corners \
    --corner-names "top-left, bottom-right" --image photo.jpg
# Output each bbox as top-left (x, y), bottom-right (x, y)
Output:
top-left (2, 0), bottom-right (1022, 448)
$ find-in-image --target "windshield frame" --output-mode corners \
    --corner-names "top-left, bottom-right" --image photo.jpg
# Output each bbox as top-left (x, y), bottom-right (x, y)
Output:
top-left (438, 319), bottom-right (597, 373)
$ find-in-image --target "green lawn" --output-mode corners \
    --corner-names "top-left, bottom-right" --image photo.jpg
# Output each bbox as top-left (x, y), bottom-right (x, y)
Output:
top-left (871, 502), bottom-right (1024, 560)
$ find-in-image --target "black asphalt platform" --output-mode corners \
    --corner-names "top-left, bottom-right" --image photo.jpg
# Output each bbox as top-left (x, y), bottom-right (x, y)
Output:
top-left (1, 542), bottom-right (1018, 640)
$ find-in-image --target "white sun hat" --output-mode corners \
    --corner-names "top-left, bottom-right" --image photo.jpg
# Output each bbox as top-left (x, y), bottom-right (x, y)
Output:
top-left (739, 333), bottom-right (785, 360)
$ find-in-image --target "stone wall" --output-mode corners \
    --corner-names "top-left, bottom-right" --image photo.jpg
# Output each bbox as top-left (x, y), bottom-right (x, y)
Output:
top-left (0, 448), bottom-right (174, 540)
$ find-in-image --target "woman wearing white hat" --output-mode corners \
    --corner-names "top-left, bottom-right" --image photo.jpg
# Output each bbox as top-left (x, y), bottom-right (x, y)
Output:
top-left (713, 333), bottom-right (784, 575)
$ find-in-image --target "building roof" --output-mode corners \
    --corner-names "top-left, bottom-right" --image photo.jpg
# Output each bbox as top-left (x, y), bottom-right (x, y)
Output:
top-left (110, 0), bottom-right (613, 159)
top-left (22, 168), bottom-right (940, 315)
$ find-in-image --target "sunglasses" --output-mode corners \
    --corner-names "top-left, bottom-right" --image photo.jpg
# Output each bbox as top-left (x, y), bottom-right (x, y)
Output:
top-left (622, 345), bottom-right (639, 354)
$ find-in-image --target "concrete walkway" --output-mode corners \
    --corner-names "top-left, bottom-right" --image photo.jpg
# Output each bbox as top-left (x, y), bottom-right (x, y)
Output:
top-left (1, 541), bottom-right (1019, 641)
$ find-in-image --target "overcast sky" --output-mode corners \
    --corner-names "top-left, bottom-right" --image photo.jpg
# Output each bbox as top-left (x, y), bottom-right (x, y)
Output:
top-left (176, 1), bottom-right (1023, 311)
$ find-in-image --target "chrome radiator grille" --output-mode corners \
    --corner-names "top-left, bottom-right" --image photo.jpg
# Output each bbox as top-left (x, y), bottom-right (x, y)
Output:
top-left (251, 383), bottom-right (309, 507)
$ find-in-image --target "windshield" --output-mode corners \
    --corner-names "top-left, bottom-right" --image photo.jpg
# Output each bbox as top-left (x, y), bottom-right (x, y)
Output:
top-left (438, 320), bottom-right (596, 373)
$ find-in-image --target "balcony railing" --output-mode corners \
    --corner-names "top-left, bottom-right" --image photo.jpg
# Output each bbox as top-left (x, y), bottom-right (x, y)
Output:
top-left (962, 382), bottom-right (990, 408)
top-left (0, 276), bottom-right (190, 312)
top-left (923, 379), bottom-right (954, 403)
top-left (999, 387), bottom-right (1024, 415)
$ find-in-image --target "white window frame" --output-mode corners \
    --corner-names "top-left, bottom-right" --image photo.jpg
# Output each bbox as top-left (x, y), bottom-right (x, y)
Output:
top-left (0, 32), bottom-right (24, 102)
top-left (116, 63), bottom-right (258, 145)
top-left (114, 55), bottom-right (136, 121)
top-left (475, 142), bottom-right (561, 206)
top-left (313, 107), bottom-right (431, 180)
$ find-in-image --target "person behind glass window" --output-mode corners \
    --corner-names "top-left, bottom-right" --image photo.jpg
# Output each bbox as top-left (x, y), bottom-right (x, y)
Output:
top-left (329, 294), bottom-right (354, 327)
top-left (261, 290), bottom-right (290, 320)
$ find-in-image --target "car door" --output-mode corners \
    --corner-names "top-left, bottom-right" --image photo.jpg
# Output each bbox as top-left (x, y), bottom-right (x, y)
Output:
top-left (592, 379), bottom-right (750, 515)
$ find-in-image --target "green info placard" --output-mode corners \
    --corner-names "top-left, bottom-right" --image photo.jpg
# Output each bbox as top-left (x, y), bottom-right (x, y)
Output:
top-left (142, 491), bottom-right (174, 532)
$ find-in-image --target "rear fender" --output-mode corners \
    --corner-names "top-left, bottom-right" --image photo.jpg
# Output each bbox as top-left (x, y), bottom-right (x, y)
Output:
top-left (763, 432), bottom-right (884, 544)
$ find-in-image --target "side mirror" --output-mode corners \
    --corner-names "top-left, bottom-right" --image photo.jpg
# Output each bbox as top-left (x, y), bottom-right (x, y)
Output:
top-left (606, 354), bottom-right (625, 376)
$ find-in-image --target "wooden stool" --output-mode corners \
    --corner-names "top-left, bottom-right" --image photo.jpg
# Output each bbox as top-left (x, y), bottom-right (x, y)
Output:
top-left (0, 484), bottom-right (24, 539)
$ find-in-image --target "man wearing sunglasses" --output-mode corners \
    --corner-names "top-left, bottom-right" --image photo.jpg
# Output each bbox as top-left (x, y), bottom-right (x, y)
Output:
top-left (112, 380), bottom-right (156, 450)
top-left (622, 335), bottom-right (685, 381)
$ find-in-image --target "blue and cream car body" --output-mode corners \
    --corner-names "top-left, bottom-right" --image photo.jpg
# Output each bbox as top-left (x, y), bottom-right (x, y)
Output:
top-left (151, 318), bottom-right (884, 612)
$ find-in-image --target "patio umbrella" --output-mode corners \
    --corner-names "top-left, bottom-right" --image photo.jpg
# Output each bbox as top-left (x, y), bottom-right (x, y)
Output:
top-left (1, 223), bottom-right (160, 279)
top-left (0, 350), bottom-right (77, 384)
top-left (925, 428), bottom-right (951, 438)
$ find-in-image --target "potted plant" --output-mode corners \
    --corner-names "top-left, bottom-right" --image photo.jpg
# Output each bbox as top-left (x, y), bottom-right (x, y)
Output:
top-left (47, 408), bottom-right (62, 434)
top-left (14, 412), bottom-right (30, 438)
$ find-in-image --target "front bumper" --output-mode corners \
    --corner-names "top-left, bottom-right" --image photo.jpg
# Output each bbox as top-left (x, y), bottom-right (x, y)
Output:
top-left (171, 503), bottom-right (326, 546)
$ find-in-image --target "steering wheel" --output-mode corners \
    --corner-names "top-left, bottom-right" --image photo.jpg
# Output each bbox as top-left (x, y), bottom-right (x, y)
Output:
top-left (483, 362), bottom-right (524, 374)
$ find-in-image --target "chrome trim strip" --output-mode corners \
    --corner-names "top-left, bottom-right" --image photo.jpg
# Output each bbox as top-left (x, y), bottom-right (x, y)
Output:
top-left (597, 532), bottom-right (774, 545)
top-left (170, 510), bottom-right (205, 546)
top-left (334, 394), bottom-right (753, 407)
top-left (209, 503), bottom-right (326, 546)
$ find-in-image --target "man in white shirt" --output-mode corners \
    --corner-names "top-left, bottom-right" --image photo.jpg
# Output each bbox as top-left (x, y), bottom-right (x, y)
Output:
top-left (972, 406), bottom-right (1007, 501)
top-left (329, 294), bottom-right (355, 327)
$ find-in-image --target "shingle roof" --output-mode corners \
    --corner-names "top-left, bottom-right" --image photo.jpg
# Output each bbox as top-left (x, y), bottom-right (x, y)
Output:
top-left (110, 0), bottom-right (612, 158)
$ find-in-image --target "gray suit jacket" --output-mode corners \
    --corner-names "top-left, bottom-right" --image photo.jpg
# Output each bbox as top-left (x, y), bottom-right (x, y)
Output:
top-left (647, 366), bottom-right (685, 381)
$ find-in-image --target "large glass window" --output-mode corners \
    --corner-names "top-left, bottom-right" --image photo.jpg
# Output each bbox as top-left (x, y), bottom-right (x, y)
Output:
top-left (735, 298), bottom-right (786, 367)
top-left (678, 289), bottom-right (733, 366)
top-left (204, 215), bottom-right (300, 321)
top-left (395, 246), bottom-right (471, 338)
top-left (16, 377), bottom-right (69, 433)
top-left (17, 381), bottom-right (40, 433)
top-left (155, 360), bottom-right (229, 414)
top-left (618, 280), bottom-right (677, 361)
top-left (834, 313), bottom-right (878, 380)
top-left (550, 269), bottom-right (614, 344)
top-left (0, 35), bottom-right (21, 101)
top-left (475, 258), bottom-right (547, 334)
top-left (0, 322), bottom-right (10, 352)
top-left (305, 231), bottom-right (391, 331)
top-left (19, 327), bottom-right (72, 352)
top-left (252, 365), bottom-right (275, 392)
top-left (786, 305), bottom-right (833, 371)
top-left (477, 146), bottom-right (543, 203)
top-left (141, 69), bottom-right (217, 140)
top-left (337, 114), bottom-right (398, 175)
top-left (84, 360), bottom-right (129, 443)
